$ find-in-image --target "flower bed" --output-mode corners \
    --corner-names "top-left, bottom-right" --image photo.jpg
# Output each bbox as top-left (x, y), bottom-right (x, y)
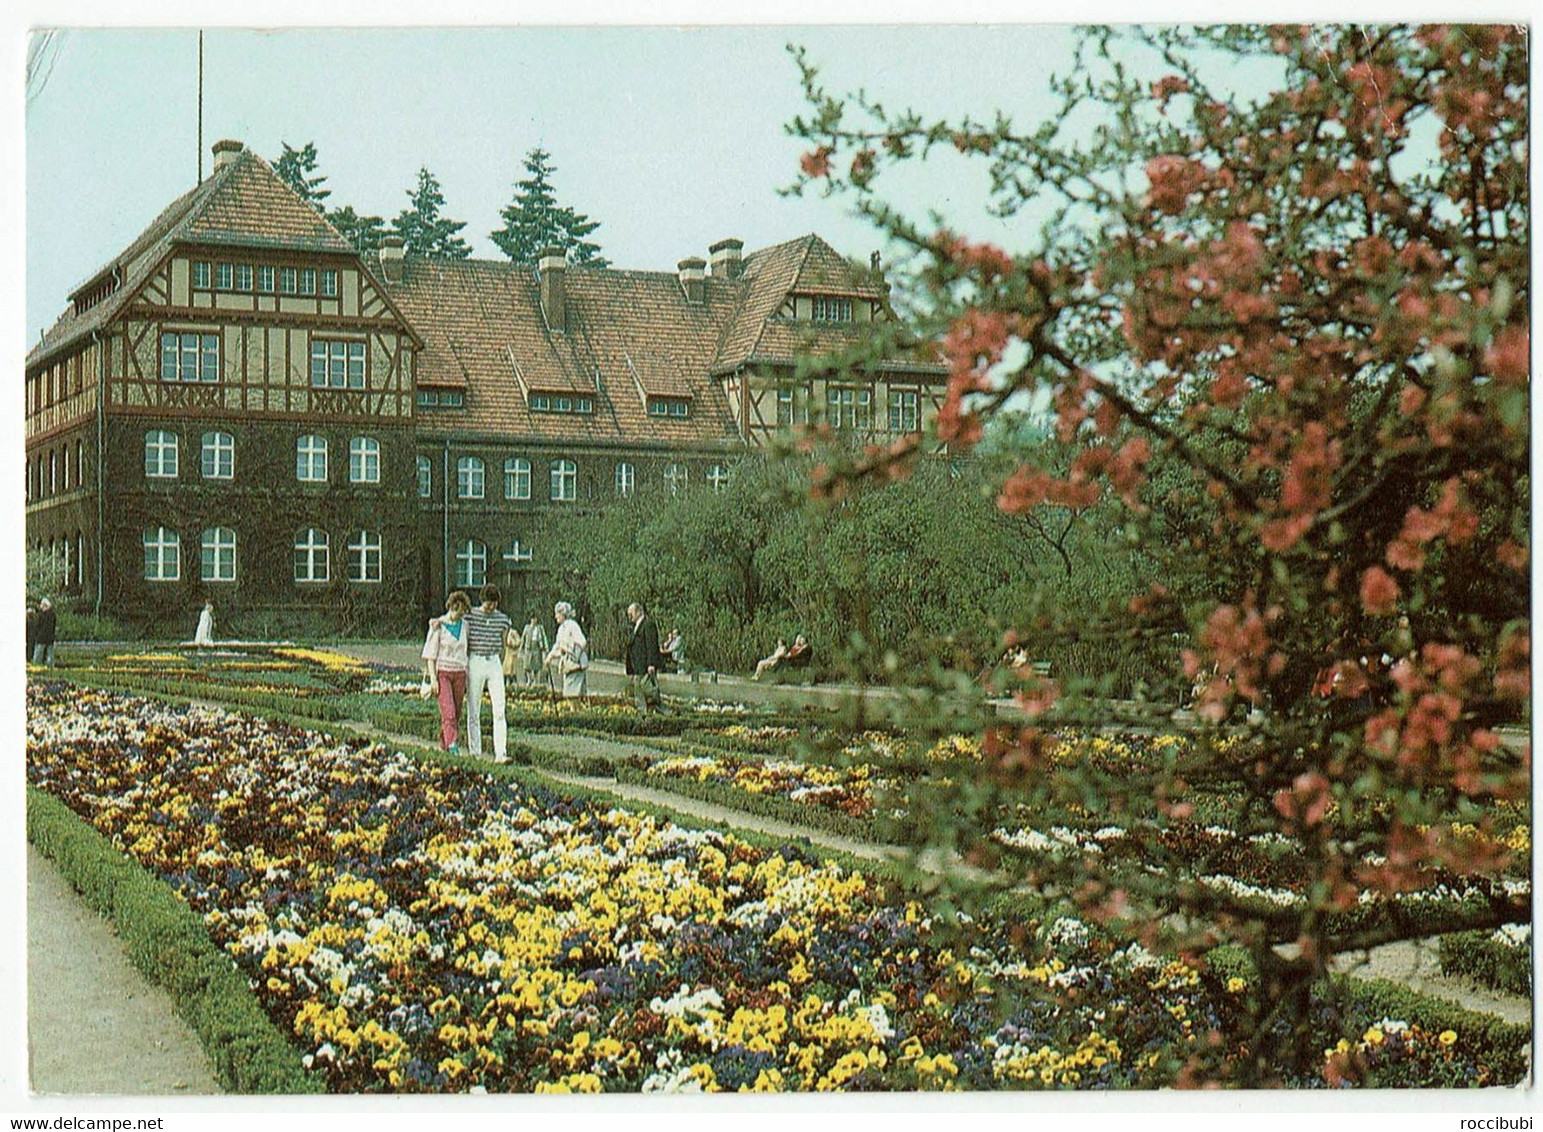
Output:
top-left (27, 680), bottom-right (1529, 1091)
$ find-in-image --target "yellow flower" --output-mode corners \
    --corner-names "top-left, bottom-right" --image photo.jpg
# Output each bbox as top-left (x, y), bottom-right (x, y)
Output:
top-left (1226, 976), bottom-right (1246, 994)
top-left (1363, 1027), bottom-right (1385, 1046)
top-left (1439, 1030), bottom-right (1457, 1046)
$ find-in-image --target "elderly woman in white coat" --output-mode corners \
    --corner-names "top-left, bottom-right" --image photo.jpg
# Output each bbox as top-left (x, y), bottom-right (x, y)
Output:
top-left (544, 601), bottom-right (589, 697)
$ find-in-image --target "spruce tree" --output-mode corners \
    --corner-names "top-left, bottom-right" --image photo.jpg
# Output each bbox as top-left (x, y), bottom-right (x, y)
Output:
top-left (272, 141), bottom-right (331, 212)
top-left (490, 147), bottom-right (608, 266)
top-left (391, 167), bottom-right (472, 259)
top-left (327, 205), bottom-right (388, 253)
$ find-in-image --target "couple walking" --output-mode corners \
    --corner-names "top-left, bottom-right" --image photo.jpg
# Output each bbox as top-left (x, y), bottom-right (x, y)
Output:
top-left (420, 584), bottom-right (516, 761)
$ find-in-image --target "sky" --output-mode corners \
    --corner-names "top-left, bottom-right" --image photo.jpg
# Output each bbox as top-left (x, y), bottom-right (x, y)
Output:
top-left (25, 24), bottom-right (1087, 343)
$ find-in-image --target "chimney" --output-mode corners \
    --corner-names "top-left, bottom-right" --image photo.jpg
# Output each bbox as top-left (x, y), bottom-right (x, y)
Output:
top-left (539, 246), bottom-right (567, 332)
top-left (380, 236), bottom-right (405, 284)
top-left (709, 238), bottom-right (744, 280)
top-left (212, 139), bottom-right (244, 173)
top-left (677, 257), bottom-right (706, 304)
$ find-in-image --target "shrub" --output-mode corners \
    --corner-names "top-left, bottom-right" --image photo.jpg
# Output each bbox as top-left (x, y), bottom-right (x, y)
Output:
top-left (1438, 929), bottom-right (1531, 997)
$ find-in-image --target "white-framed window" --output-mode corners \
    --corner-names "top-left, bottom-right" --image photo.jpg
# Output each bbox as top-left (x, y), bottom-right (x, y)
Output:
top-left (258, 265), bottom-right (276, 293)
top-left (201, 431), bottom-right (234, 480)
top-left (192, 261), bottom-right (211, 289)
top-left (310, 339), bottom-right (366, 389)
top-left (455, 539), bottom-right (488, 589)
top-left (321, 269), bottom-right (338, 297)
top-left (647, 398), bottom-right (690, 418)
top-left (457, 456), bottom-right (485, 499)
top-left (296, 434), bottom-right (329, 482)
top-left (215, 262), bottom-right (234, 290)
top-left (77, 440), bottom-right (86, 490)
top-left (234, 263), bottom-right (254, 292)
top-left (49, 451), bottom-right (58, 493)
top-left (143, 527), bottom-right (180, 581)
top-left (504, 539), bottom-right (533, 566)
top-left (294, 528), bottom-right (329, 583)
top-left (550, 459), bottom-right (577, 502)
top-left (664, 463), bottom-right (688, 493)
top-left (349, 436), bottom-right (381, 484)
top-left (348, 531), bottom-right (382, 583)
top-left (279, 267), bottom-right (298, 294)
top-left (76, 533), bottom-right (85, 588)
top-left (529, 394), bottom-right (594, 414)
top-left (200, 527), bottom-right (237, 582)
top-left (707, 464), bottom-right (731, 492)
top-left (812, 295), bottom-right (854, 323)
top-left (299, 268), bottom-right (317, 296)
top-left (827, 386), bottom-right (872, 430)
top-left (615, 462), bottom-right (635, 496)
top-left (417, 456), bottom-right (433, 499)
top-left (505, 457), bottom-right (531, 500)
top-left (160, 332), bottom-right (220, 382)
top-left (888, 389), bottom-right (920, 433)
top-left (144, 430), bottom-right (179, 478)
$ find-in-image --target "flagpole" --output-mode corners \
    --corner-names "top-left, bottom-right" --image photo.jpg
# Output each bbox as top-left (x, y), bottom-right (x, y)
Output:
top-left (197, 30), bottom-right (204, 183)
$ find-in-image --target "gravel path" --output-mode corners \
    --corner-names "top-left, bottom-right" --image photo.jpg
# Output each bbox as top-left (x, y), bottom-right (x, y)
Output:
top-left (508, 729), bottom-right (674, 763)
top-left (27, 845), bottom-right (219, 1095)
top-left (1331, 938), bottom-right (1532, 1025)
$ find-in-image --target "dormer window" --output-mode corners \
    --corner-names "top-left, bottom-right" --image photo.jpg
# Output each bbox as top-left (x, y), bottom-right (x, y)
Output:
top-left (648, 397), bottom-right (691, 419)
top-left (812, 295), bottom-right (853, 323)
top-left (417, 389), bottom-right (465, 408)
top-left (530, 393), bottom-right (594, 414)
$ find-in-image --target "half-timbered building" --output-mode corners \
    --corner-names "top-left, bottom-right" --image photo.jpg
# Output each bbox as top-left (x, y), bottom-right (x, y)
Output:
top-left (25, 141), bottom-right (945, 635)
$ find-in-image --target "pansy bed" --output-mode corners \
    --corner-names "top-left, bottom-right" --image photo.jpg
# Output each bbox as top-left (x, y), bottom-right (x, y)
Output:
top-left (27, 681), bottom-right (1526, 1091)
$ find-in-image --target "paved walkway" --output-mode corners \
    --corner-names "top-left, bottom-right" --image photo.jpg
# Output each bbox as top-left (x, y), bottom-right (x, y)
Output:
top-left (27, 845), bottom-right (219, 1095)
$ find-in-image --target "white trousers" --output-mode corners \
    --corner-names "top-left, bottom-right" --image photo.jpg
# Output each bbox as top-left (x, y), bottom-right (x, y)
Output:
top-left (465, 653), bottom-right (507, 758)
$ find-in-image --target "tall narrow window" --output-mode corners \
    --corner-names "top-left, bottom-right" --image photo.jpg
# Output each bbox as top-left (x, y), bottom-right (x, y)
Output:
top-left (349, 436), bottom-right (381, 484)
top-left (215, 262), bottom-right (234, 290)
top-left (200, 527), bottom-right (236, 582)
top-left (348, 531), bottom-right (382, 583)
top-left (280, 267), bottom-right (298, 294)
top-left (192, 262), bottom-right (211, 289)
top-left (417, 455), bottom-right (433, 499)
top-left (234, 264), bottom-right (253, 292)
top-left (299, 268), bottom-right (317, 296)
top-left (77, 440), bottom-right (86, 489)
top-left (505, 457), bottom-right (531, 500)
top-left (456, 539), bottom-right (488, 589)
top-left (457, 456), bottom-right (485, 499)
top-left (321, 269), bottom-right (339, 297)
top-left (615, 462), bottom-right (635, 496)
top-left (258, 265), bottom-right (276, 293)
top-left (144, 431), bottom-right (179, 478)
top-left (296, 435), bottom-right (328, 482)
top-left (664, 463), bottom-right (688, 493)
top-left (294, 528), bottom-right (330, 583)
top-left (201, 431), bottom-right (234, 480)
top-left (143, 527), bottom-right (180, 581)
top-left (76, 534), bottom-right (85, 588)
top-left (49, 451), bottom-right (57, 494)
top-left (888, 389), bottom-right (920, 433)
top-left (550, 459), bottom-right (577, 502)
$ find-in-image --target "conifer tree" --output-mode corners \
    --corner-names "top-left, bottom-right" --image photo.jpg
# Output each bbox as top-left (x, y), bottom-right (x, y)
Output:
top-left (391, 167), bottom-right (472, 259)
top-left (327, 205), bottom-right (388, 253)
top-left (491, 147), bottom-right (609, 266)
top-left (272, 141), bottom-right (331, 212)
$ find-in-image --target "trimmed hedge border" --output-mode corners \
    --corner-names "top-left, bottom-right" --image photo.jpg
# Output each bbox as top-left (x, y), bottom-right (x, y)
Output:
top-left (1439, 930), bottom-right (1532, 997)
top-left (26, 787), bottom-right (323, 1095)
top-left (615, 762), bottom-right (878, 842)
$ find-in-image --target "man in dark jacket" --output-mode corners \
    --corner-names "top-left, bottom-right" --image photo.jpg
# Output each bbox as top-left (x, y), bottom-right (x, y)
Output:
top-left (32, 598), bottom-right (57, 667)
top-left (624, 602), bottom-right (663, 713)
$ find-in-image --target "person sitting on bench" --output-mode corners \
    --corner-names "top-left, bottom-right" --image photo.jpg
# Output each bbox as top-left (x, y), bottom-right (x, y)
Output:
top-left (783, 634), bottom-right (812, 670)
top-left (753, 638), bottom-right (788, 680)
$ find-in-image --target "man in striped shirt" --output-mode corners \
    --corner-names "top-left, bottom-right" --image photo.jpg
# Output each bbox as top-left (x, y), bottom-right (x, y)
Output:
top-left (464, 584), bottom-right (515, 762)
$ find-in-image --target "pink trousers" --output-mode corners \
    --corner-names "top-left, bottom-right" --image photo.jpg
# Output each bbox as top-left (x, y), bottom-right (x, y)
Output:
top-left (436, 668), bottom-right (467, 749)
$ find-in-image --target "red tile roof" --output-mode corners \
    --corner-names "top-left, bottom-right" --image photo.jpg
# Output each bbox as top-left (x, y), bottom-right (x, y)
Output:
top-left (28, 147), bottom-right (353, 372)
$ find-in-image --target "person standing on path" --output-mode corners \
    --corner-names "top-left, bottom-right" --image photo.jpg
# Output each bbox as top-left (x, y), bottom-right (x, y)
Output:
top-left (421, 591), bottom-right (471, 753)
top-left (26, 600), bottom-right (37, 666)
top-left (464, 584), bottom-right (514, 762)
top-left (32, 598), bottom-right (56, 667)
top-left (518, 613), bottom-right (549, 689)
top-left (193, 601), bottom-right (215, 646)
top-left (625, 602), bottom-right (664, 713)
top-left (544, 601), bottom-right (589, 698)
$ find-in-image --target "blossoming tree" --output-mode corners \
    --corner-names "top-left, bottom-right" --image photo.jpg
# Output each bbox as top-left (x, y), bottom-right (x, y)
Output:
top-left (787, 24), bottom-right (1529, 1083)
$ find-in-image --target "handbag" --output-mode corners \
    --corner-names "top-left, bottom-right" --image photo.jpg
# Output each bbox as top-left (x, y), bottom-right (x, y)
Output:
top-left (418, 675), bottom-right (434, 700)
top-left (502, 641), bottom-right (517, 677)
